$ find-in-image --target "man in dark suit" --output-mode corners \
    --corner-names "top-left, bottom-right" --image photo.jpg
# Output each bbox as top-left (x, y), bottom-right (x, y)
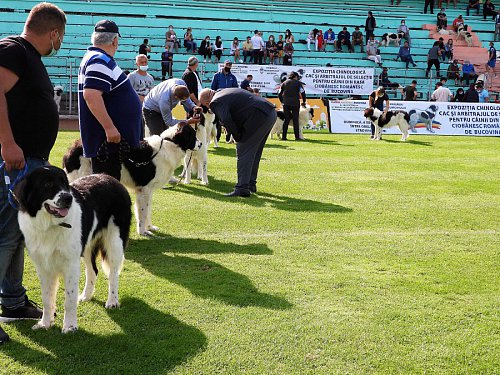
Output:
top-left (199, 88), bottom-right (277, 197)
top-left (278, 71), bottom-right (307, 140)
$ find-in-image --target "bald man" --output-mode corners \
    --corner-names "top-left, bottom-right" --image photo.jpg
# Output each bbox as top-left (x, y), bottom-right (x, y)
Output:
top-left (199, 88), bottom-right (277, 197)
top-left (143, 78), bottom-right (200, 135)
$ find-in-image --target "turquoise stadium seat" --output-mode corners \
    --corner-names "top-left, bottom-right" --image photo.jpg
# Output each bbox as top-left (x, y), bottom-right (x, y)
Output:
top-left (1, 0), bottom-right (497, 107)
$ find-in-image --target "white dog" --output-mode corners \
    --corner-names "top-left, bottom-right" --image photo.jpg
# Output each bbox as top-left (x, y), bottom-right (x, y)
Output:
top-left (270, 104), bottom-right (314, 139)
top-left (456, 24), bottom-right (472, 46)
top-left (363, 107), bottom-right (410, 141)
top-left (381, 32), bottom-right (405, 47)
top-left (15, 166), bottom-right (131, 333)
top-left (63, 122), bottom-right (202, 236)
top-left (408, 105), bottom-right (438, 133)
top-left (53, 85), bottom-right (63, 112)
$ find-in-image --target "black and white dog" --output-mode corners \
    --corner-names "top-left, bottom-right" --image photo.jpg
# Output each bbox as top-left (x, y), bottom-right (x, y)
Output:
top-left (63, 122), bottom-right (202, 236)
top-left (53, 85), bottom-right (63, 112)
top-left (15, 166), bottom-right (131, 333)
top-left (381, 32), bottom-right (405, 47)
top-left (270, 104), bottom-right (314, 139)
top-left (408, 105), bottom-right (438, 133)
top-left (364, 107), bottom-right (410, 141)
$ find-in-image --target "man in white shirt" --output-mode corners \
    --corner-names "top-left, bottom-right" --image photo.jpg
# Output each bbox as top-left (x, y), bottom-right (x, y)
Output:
top-left (250, 29), bottom-right (264, 65)
top-left (431, 82), bottom-right (453, 102)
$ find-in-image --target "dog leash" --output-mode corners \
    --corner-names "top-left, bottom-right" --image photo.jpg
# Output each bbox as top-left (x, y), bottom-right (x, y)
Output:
top-left (127, 138), bottom-right (165, 168)
top-left (0, 161), bottom-right (29, 210)
top-left (96, 139), bottom-right (131, 163)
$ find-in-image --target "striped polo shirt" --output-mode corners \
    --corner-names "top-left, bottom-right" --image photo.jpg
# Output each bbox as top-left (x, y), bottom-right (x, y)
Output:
top-left (78, 46), bottom-right (142, 157)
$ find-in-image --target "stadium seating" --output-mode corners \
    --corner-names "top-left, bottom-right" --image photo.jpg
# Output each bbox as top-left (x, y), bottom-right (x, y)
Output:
top-left (1, 0), bottom-right (498, 113)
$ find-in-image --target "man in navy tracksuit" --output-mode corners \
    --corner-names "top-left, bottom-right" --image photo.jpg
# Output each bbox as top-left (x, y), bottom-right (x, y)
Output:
top-left (211, 60), bottom-right (238, 142)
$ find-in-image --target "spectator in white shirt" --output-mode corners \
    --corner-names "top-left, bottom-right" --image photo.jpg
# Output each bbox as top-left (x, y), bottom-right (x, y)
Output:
top-left (251, 29), bottom-right (264, 64)
top-left (431, 82), bottom-right (453, 102)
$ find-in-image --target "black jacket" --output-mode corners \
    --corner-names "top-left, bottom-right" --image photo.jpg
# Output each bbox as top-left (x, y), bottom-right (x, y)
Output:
top-left (278, 79), bottom-right (306, 107)
top-left (209, 88), bottom-right (276, 141)
top-left (463, 88), bottom-right (479, 102)
top-left (181, 67), bottom-right (201, 98)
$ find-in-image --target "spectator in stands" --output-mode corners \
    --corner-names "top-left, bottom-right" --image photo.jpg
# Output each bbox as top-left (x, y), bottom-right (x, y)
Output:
top-left (476, 82), bottom-right (490, 102)
top-left (317, 30), bottom-right (325, 52)
top-left (484, 0), bottom-right (497, 20)
top-left (431, 81), bottom-right (453, 101)
top-left (461, 60), bottom-right (477, 85)
top-left (240, 74), bottom-right (253, 91)
top-left (486, 41), bottom-right (497, 76)
top-left (183, 27), bottom-right (197, 53)
top-left (252, 88), bottom-right (261, 96)
top-left (139, 38), bottom-right (151, 58)
top-left (463, 83), bottom-right (479, 101)
top-left (129, 54), bottom-right (154, 103)
top-left (143, 79), bottom-right (199, 135)
top-left (447, 59), bottom-right (461, 85)
top-left (395, 41), bottom-right (417, 68)
top-left (467, 0), bottom-right (480, 16)
top-left (368, 87), bottom-right (389, 139)
top-left (198, 88), bottom-right (277, 197)
top-left (438, 37), bottom-right (446, 61)
top-left (324, 28), bottom-right (336, 51)
top-left (266, 35), bottom-right (278, 64)
top-left (242, 36), bottom-right (254, 63)
top-left (211, 60), bottom-right (238, 90)
top-left (444, 39), bottom-right (454, 62)
top-left (165, 25), bottom-right (179, 52)
top-left (230, 37), bottom-right (242, 63)
top-left (285, 29), bottom-right (295, 44)
top-left (283, 42), bottom-right (294, 65)
top-left (278, 71), bottom-right (307, 141)
top-left (453, 87), bottom-right (465, 101)
top-left (496, 11), bottom-right (500, 42)
top-left (79, 19), bottom-right (142, 180)
top-left (199, 36), bottom-right (213, 63)
top-left (352, 26), bottom-right (364, 52)
top-left (251, 30), bottom-right (265, 65)
top-left (379, 67), bottom-right (400, 88)
top-left (366, 35), bottom-right (382, 66)
top-left (397, 20), bottom-right (411, 45)
top-left (365, 11), bottom-right (376, 40)
top-left (161, 44), bottom-right (173, 80)
top-left (0, 2), bottom-right (66, 344)
top-left (437, 8), bottom-right (448, 30)
top-left (453, 15), bottom-right (465, 32)
top-left (214, 36), bottom-right (224, 63)
top-left (276, 35), bottom-right (284, 64)
top-left (391, 0), bottom-right (401, 5)
top-left (426, 41), bottom-right (441, 78)
top-left (445, 0), bottom-right (457, 8)
top-left (336, 27), bottom-right (354, 53)
top-left (424, 0), bottom-right (435, 14)
top-left (182, 56), bottom-right (202, 106)
top-left (307, 28), bottom-right (319, 52)
top-left (402, 80), bottom-right (419, 101)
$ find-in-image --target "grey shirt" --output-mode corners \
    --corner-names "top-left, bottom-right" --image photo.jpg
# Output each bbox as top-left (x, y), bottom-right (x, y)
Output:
top-left (428, 46), bottom-right (440, 60)
top-left (143, 78), bottom-right (195, 127)
top-left (128, 70), bottom-right (154, 97)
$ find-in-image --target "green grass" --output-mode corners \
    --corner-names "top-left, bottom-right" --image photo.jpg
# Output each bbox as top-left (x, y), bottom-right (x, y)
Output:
top-left (1, 132), bottom-right (499, 374)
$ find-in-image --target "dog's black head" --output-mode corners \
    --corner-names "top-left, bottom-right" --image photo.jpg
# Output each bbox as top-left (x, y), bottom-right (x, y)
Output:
top-left (14, 166), bottom-right (73, 218)
top-left (276, 110), bottom-right (285, 121)
top-left (428, 105), bottom-right (438, 112)
top-left (363, 107), bottom-right (375, 118)
top-left (168, 121), bottom-right (201, 151)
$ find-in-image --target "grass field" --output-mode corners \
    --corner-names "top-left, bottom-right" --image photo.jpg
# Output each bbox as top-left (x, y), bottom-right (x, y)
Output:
top-left (1, 131), bottom-right (499, 374)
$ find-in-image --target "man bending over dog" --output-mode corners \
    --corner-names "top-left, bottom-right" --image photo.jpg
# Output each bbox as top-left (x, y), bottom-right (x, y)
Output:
top-left (0, 2), bottom-right (66, 344)
top-left (199, 88), bottom-right (277, 197)
top-left (78, 20), bottom-right (142, 181)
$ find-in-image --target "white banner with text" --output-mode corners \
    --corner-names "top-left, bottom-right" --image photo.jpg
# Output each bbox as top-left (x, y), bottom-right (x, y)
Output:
top-left (222, 64), bottom-right (374, 95)
top-left (328, 100), bottom-right (500, 136)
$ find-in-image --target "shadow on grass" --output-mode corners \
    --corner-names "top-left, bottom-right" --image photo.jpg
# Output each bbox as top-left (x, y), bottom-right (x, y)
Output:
top-left (208, 142), bottom-right (291, 157)
top-left (170, 177), bottom-right (352, 213)
top-left (127, 241), bottom-right (291, 309)
top-left (3, 297), bottom-right (207, 374)
top-left (383, 138), bottom-right (433, 146)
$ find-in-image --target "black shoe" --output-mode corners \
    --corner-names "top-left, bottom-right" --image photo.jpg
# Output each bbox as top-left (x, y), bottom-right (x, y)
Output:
top-left (249, 185), bottom-right (257, 194)
top-left (225, 190), bottom-right (250, 197)
top-left (0, 325), bottom-right (9, 344)
top-left (0, 296), bottom-right (43, 322)
top-left (280, 138), bottom-right (288, 141)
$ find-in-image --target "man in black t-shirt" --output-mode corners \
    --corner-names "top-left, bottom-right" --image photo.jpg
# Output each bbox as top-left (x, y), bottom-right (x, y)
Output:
top-left (402, 80), bottom-right (418, 101)
top-left (138, 38), bottom-right (151, 58)
top-left (181, 56), bottom-right (202, 106)
top-left (368, 87), bottom-right (390, 139)
top-left (278, 72), bottom-right (307, 141)
top-left (0, 2), bottom-right (66, 344)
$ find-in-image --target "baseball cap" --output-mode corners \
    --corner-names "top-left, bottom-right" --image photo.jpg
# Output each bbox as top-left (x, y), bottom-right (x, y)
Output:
top-left (94, 20), bottom-right (121, 37)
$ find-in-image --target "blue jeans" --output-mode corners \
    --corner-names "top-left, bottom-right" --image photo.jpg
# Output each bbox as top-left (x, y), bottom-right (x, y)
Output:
top-left (0, 157), bottom-right (48, 308)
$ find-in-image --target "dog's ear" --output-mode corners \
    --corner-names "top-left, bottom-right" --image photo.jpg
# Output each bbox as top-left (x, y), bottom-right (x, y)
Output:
top-left (12, 176), bottom-right (28, 212)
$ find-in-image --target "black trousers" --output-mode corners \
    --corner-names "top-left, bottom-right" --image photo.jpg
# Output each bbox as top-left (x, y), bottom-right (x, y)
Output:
top-left (282, 105), bottom-right (300, 140)
top-left (143, 108), bottom-right (167, 136)
top-left (253, 49), bottom-right (263, 65)
top-left (426, 59), bottom-right (440, 78)
top-left (161, 62), bottom-right (172, 80)
top-left (424, 0), bottom-right (434, 14)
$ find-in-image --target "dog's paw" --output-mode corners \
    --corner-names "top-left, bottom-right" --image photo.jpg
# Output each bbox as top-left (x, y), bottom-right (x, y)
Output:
top-left (105, 301), bottom-right (120, 309)
top-left (62, 325), bottom-right (78, 334)
top-left (147, 225), bottom-right (160, 232)
top-left (140, 230), bottom-right (155, 237)
top-left (200, 180), bottom-right (209, 185)
top-left (78, 293), bottom-right (92, 303)
top-left (32, 320), bottom-right (54, 330)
